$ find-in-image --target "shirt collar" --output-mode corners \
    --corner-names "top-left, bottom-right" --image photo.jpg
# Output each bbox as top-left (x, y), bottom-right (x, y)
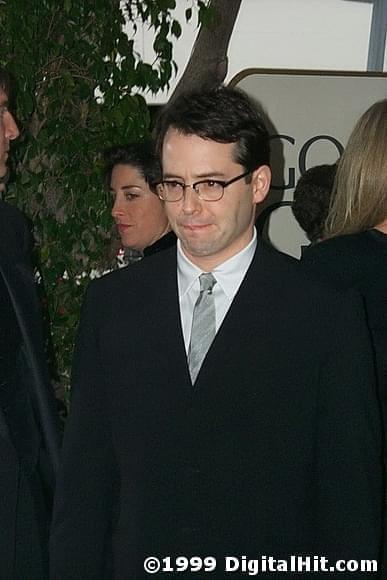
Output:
top-left (177, 228), bottom-right (257, 300)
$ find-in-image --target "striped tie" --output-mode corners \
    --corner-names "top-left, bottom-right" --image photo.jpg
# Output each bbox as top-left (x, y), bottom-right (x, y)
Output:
top-left (188, 272), bottom-right (217, 383)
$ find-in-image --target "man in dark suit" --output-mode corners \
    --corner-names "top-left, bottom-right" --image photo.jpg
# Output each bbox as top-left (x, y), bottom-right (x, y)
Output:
top-left (51, 86), bottom-right (383, 579)
top-left (0, 67), bottom-right (60, 579)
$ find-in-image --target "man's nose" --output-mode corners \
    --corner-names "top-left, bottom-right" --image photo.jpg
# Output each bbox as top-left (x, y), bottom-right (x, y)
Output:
top-left (4, 111), bottom-right (19, 141)
top-left (181, 185), bottom-right (202, 214)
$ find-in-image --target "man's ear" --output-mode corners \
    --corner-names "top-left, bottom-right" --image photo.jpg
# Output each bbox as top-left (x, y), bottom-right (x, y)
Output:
top-left (251, 165), bottom-right (271, 204)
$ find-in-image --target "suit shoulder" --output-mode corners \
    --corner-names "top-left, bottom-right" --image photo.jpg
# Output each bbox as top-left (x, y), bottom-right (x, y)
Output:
top-left (301, 231), bottom-right (387, 290)
top-left (86, 246), bottom-right (175, 300)
top-left (257, 238), bottom-right (308, 282)
top-left (0, 199), bottom-right (29, 231)
top-left (0, 200), bottom-right (33, 258)
top-left (257, 239), bottom-right (353, 307)
top-left (303, 230), bottom-right (387, 265)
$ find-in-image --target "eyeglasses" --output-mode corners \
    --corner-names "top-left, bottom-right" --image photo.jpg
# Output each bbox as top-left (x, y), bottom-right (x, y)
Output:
top-left (156, 171), bottom-right (251, 202)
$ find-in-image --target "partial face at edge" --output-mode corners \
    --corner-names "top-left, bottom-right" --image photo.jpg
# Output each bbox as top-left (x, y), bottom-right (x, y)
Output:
top-left (161, 129), bottom-right (271, 270)
top-left (0, 88), bottom-right (20, 190)
top-left (110, 163), bottom-right (170, 251)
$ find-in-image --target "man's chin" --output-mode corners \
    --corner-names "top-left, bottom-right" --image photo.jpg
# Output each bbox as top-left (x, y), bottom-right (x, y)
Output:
top-left (181, 240), bottom-right (218, 258)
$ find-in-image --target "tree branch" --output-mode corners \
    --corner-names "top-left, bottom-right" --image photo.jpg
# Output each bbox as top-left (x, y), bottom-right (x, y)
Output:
top-left (169, 0), bottom-right (242, 103)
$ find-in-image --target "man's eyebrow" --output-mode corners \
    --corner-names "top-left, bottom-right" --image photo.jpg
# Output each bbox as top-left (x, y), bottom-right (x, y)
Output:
top-left (162, 172), bottom-right (226, 180)
top-left (193, 172), bottom-right (227, 180)
top-left (162, 173), bottom-right (183, 180)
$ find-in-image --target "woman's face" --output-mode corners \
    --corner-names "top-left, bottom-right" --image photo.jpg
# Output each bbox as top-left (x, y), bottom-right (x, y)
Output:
top-left (110, 164), bottom-right (169, 251)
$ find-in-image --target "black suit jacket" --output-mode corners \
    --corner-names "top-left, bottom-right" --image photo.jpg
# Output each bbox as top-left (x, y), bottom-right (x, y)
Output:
top-left (302, 229), bottom-right (387, 575)
top-left (51, 240), bottom-right (383, 579)
top-left (301, 230), bottom-right (387, 411)
top-left (0, 200), bottom-right (60, 579)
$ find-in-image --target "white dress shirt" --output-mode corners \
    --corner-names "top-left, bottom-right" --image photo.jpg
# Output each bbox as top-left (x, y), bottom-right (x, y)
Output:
top-left (177, 229), bottom-right (257, 354)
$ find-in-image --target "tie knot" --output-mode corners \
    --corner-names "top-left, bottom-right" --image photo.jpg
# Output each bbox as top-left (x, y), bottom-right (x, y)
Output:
top-left (199, 272), bottom-right (217, 294)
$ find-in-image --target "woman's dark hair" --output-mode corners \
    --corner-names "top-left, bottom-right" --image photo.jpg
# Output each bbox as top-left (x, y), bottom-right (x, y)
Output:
top-left (104, 140), bottom-right (162, 193)
top-left (153, 85), bottom-right (270, 172)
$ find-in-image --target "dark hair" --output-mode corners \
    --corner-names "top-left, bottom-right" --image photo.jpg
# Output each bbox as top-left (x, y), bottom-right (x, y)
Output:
top-left (0, 67), bottom-right (11, 97)
top-left (104, 140), bottom-right (162, 193)
top-left (153, 85), bottom-right (270, 171)
top-left (292, 164), bottom-right (337, 243)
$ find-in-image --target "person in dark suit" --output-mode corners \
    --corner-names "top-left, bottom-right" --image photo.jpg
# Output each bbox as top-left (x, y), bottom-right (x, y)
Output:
top-left (105, 141), bottom-right (175, 265)
top-left (0, 67), bottom-right (60, 579)
top-left (301, 98), bottom-right (387, 574)
top-left (50, 86), bottom-right (383, 579)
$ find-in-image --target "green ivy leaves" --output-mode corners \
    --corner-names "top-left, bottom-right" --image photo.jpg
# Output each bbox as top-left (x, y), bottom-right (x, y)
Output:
top-left (0, 0), bottom-right (212, 398)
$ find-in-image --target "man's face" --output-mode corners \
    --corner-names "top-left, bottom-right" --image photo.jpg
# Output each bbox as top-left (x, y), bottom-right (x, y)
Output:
top-left (161, 129), bottom-right (271, 270)
top-left (0, 88), bottom-right (20, 191)
top-left (110, 163), bottom-right (169, 251)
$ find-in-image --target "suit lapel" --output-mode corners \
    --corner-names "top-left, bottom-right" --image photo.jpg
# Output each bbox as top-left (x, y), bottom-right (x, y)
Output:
top-left (146, 249), bottom-right (192, 394)
top-left (0, 261), bottom-right (15, 446)
top-left (0, 257), bottom-right (42, 364)
top-left (193, 240), bottom-right (279, 391)
top-left (0, 406), bottom-right (11, 443)
top-left (0, 254), bottom-right (60, 471)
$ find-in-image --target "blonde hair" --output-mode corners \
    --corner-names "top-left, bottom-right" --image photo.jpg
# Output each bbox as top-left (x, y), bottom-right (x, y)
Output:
top-left (325, 99), bottom-right (387, 238)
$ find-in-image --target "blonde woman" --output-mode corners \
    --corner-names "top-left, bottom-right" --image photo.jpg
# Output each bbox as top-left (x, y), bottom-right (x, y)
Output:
top-left (302, 98), bottom-right (387, 571)
top-left (303, 98), bottom-right (386, 386)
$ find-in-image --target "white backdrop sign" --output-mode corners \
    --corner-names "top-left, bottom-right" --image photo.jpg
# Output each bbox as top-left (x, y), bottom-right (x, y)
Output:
top-left (232, 69), bottom-right (387, 257)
